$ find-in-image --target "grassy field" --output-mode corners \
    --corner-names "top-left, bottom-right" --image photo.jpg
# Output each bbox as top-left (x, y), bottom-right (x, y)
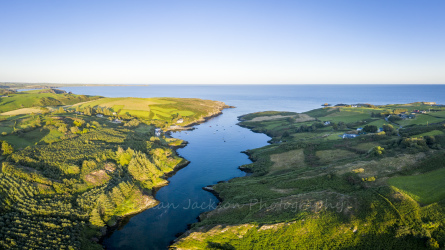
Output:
top-left (367, 119), bottom-right (387, 128)
top-left (389, 167), bottom-right (445, 204)
top-left (398, 114), bottom-right (445, 126)
top-left (315, 149), bottom-right (357, 165)
top-left (430, 110), bottom-right (445, 118)
top-left (75, 97), bottom-right (175, 110)
top-left (323, 111), bottom-right (370, 123)
top-left (412, 130), bottom-right (444, 137)
top-left (0, 107), bottom-right (43, 116)
top-left (269, 149), bottom-right (306, 173)
top-left (73, 97), bottom-right (223, 127)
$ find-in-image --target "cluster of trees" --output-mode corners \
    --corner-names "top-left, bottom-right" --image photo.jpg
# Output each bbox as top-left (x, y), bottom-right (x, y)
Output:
top-left (76, 105), bottom-right (115, 117)
top-left (0, 112), bottom-right (186, 248)
top-left (0, 174), bottom-right (86, 249)
top-left (363, 125), bottom-right (378, 133)
top-left (39, 97), bottom-right (62, 106)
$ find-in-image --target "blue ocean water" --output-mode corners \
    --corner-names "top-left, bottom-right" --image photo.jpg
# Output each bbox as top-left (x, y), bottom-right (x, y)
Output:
top-left (59, 84), bottom-right (445, 249)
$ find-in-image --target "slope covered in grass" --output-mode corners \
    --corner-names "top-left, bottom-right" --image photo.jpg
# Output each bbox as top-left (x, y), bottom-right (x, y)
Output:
top-left (0, 89), bottom-right (100, 113)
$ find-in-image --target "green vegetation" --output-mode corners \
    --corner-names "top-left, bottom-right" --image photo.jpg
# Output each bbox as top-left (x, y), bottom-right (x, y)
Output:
top-left (0, 91), bottom-right (227, 249)
top-left (73, 97), bottom-right (226, 128)
top-left (173, 102), bottom-right (445, 249)
top-left (0, 89), bottom-right (100, 113)
top-left (389, 168), bottom-right (445, 204)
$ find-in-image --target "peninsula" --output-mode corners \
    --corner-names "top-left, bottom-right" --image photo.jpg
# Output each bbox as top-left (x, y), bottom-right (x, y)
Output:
top-left (0, 89), bottom-right (228, 249)
top-left (173, 102), bottom-right (445, 249)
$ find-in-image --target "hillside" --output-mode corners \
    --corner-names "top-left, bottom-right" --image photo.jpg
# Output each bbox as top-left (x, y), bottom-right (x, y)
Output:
top-left (172, 103), bottom-right (445, 249)
top-left (0, 95), bottom-right (228, 249)
top-left (0, 89), bottom-right (100, 113)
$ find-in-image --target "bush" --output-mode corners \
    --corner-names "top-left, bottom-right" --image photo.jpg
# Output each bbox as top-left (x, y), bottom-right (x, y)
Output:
top-left (1, 141), bottom-right (13, 155)
top-left (368, 146), bottom-right (385, 156)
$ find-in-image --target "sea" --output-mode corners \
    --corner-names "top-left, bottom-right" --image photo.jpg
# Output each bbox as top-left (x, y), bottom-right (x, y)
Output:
top-left (59, 84), bottom-right (445, 250)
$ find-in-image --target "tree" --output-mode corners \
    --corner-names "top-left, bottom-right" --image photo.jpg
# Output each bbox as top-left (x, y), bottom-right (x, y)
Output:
top-left (382, 124), bottom-right (395, 134)
top-left (425, 136), bottom-right (436, 146)
top-left (1, 141), bottom-right (13, 155)
top-left (83, 107), bottom-right (93, 116)
top-left (70, 126), bottom-right (79, 134)
top-left (369, 146), bottom-right (385, 156)
top-left (363, 125), bottom-right (378, 133)
top-left (338, 121), bottom-right (347, 130)
top-left (58, 107), bottom-right (65, 113)
top-left (89, 209), bottom-right (105, 227)
top-left (58, 125), bottom-right (68, 133)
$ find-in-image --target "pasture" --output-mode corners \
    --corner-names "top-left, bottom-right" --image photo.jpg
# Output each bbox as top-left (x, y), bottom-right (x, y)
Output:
top-left (389, 167), bottom-right (445, 204)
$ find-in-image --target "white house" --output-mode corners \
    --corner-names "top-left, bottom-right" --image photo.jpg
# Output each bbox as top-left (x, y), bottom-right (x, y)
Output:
top-left (342, 134), bottom-right (358, 139)
top-left (96, 114), bottom-right (103, 118)
top-left (177, 118), bottom-right (184, 124)
top-left (155, 128), bottom-right (162, 137)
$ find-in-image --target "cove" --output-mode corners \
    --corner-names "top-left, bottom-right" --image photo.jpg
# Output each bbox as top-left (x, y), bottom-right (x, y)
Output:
top-left (59, 84), bottom-right (445, 249)
top-left (103, 107), bottom-right (270, 249)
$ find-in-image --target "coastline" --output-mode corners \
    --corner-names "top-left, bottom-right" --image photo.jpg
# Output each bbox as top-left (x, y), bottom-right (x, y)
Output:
top-left (100, 103), bottom-right (231, 246)
top-left (173, 115), bottom-right (267, 245)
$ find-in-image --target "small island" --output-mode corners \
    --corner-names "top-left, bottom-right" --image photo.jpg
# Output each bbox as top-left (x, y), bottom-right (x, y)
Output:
top-left (0, 89), bottom-right (228, 249)
top-left (173, 102), bottom-right (445, 249)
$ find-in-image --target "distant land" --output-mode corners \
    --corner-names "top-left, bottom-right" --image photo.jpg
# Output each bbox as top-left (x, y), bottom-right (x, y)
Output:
top-left (0, 82), bottom-right (150, 90)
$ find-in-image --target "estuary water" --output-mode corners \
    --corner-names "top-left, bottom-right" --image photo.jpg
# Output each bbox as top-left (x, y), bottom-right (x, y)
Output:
top-left (60, 84), bottom-right (445, 249)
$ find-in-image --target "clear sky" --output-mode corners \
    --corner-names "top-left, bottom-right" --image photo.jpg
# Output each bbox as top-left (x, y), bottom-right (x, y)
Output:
top-left (0, 0), bottom-right (444, 84)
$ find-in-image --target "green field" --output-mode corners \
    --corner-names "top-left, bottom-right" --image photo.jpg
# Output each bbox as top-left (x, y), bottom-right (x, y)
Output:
top-left (120, 109), bottom-right (151, 118)
top-left (367, 119), bottom-right (387, 128)
top-left (412, 130), bottom-right (444, 137)
top-left (389, 168), bottom-right (445, 204)
top-left (74, 97), bottom-right (221, 127)
top-left (323, 111), bottom-right (370, 123)
top-left (398, 114), bottom-right (445, 126)
top-left (430, 110), bottom-right (445, 118)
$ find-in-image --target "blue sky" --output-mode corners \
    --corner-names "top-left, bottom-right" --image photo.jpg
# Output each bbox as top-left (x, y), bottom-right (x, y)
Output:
top-left (0, 0), bottom-right (444, 84)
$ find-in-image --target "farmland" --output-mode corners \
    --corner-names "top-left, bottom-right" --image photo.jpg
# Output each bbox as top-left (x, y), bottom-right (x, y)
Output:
top-left (73, 97), bottom-right (227, 128)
